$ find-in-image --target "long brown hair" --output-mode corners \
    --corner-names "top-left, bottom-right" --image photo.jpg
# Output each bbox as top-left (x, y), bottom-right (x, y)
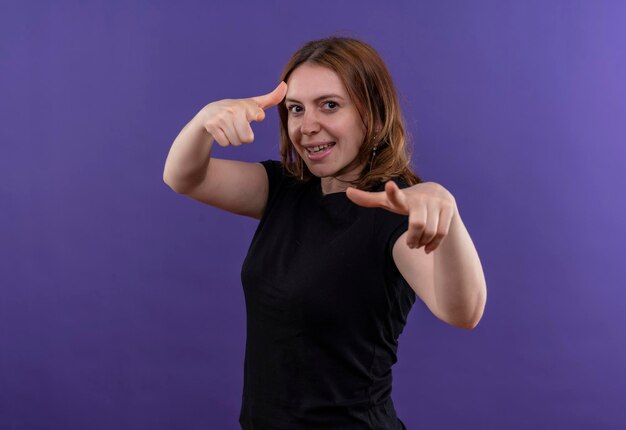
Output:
top-left (277, 36), bottom-right (423, 190)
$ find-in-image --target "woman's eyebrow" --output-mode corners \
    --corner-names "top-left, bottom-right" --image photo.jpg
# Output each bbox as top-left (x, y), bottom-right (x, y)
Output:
top-left (284, 94), bottom-right (345, 103)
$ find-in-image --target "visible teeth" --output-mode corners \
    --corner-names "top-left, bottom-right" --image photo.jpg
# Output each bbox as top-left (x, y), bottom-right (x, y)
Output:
top-left (307, 143), bottom-right (333, 153)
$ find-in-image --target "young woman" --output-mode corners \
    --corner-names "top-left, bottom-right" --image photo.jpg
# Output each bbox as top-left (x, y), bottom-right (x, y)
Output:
top-left (164, 36), bottom-right (486, 430)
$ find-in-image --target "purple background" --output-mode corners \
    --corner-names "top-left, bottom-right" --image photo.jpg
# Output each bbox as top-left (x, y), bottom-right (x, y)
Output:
top-left (2, 1), bottom-right (625, 429)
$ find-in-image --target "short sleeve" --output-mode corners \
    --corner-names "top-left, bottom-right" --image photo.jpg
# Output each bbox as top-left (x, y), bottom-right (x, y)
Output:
top-left (373, 178), bottom-right (412, 299)
top-left (374, 177), bottom-right (410, 262)
top-left (386, 216), bottom-right (409, 257)
top-left (376, 209), bottom-right (408, 264)
top-left (258, 159), bottom-right (284, 204)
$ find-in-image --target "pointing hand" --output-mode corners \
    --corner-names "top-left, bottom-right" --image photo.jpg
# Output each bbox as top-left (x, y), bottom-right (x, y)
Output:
top-left (201, 81), bottom-right (287, 147)
top-left (346, 181), bottom-right (457, 254)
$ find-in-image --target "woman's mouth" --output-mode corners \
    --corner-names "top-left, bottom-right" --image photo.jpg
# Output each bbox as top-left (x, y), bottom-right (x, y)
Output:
top-left (304, 142), bottom-right (336, 161)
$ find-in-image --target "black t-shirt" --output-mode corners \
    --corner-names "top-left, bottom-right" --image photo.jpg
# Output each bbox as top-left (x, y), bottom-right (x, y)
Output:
top-left (239, 160), bottom-right (415, 429)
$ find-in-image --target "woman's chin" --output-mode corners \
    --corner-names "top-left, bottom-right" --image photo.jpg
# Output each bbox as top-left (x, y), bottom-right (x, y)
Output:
top-left (306, 166), bottom-right (332, 178)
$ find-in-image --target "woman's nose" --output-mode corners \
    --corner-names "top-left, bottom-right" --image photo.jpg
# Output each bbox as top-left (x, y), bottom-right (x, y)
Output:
top-left (300, 110), bottom-right (321, 135)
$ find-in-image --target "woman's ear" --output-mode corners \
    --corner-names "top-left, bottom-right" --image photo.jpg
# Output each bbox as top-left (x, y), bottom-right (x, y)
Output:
top-left (373, 122), bottom-right (382, 137)
top-left (373, 117), bottom-right (382, 134)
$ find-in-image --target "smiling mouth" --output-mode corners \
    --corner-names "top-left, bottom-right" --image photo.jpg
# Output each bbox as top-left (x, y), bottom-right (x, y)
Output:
top-left (305, 142), bottom-right (336, 153)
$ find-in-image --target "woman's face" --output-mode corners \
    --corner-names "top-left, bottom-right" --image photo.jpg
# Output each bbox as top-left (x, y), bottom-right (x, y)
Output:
top-left (285, 63), bottom-right (367, 181)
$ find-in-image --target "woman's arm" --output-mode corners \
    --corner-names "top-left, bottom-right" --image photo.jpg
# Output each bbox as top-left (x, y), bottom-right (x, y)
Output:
top-left (163, 110), bottom-right (214, 193)
top-left (393, 206), bottom-right (486, 329)
top-left (162, 83), bottom-right (287, 219)
top-left (347, 180), bottom-right (487, 329)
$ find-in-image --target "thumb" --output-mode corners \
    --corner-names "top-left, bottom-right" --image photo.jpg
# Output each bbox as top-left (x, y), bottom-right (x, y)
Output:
top-left (250, 81), bottom-right (288, 110)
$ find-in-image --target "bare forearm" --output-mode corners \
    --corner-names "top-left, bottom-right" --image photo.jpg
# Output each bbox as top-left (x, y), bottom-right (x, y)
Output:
top-left (433, 207), bottom-right (487, 329)
top-left (163, 109), bottom-right (213, 193)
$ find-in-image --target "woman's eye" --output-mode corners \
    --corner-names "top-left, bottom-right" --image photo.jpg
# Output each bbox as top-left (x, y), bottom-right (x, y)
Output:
top-left (287, 102), bottom-right (337, 114)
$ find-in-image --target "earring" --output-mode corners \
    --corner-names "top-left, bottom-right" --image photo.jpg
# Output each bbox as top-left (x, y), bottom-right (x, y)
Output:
top-left (299, 157), bottom-right (304, 180)
top-left (369, 140), bottom-right (379, 171)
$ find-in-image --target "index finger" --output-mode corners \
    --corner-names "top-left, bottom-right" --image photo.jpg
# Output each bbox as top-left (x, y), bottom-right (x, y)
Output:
top-left (250, 81), bottom-right (288, 110)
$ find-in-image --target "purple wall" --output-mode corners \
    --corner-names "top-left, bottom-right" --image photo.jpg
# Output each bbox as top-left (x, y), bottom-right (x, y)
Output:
top-left (2, 1), bottom-right (625, 429)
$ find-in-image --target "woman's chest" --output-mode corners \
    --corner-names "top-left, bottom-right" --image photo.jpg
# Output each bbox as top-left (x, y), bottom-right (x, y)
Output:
top-left (241, 197), bottom-right (389, 331)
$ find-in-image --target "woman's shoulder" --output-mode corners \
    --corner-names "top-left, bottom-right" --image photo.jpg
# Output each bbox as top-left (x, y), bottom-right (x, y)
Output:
top-left (258, 159), bottom-right (307, 198)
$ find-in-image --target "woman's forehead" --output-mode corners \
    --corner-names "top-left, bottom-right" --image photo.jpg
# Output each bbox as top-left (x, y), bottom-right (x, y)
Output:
top-left (286, 64), bottom-right (348, 101)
